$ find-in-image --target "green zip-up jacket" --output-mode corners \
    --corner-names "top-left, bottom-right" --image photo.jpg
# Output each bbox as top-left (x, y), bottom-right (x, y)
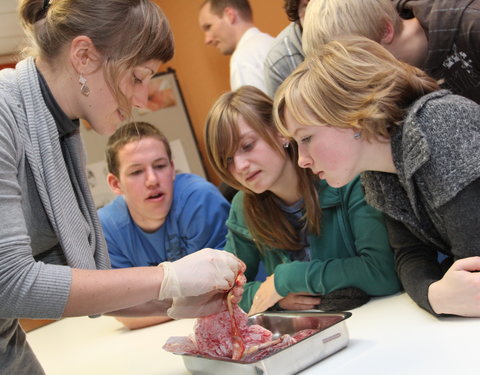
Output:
top-left (225, 176), bottom-right (401, 313)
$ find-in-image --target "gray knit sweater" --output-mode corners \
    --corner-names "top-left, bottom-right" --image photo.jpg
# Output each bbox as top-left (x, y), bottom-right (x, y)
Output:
top-left (361, 90), bottom-right (480, 314)
top-left (0, 58), bottom-right (110, 374)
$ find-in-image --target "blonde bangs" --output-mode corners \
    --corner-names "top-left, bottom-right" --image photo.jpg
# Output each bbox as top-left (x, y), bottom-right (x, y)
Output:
top-left (277, 37), bottom-right (418, 142)
top-left (274, 58), bottom-right (350, 138)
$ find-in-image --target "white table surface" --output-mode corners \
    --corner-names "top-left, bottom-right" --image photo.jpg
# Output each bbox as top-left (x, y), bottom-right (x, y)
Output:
top-left (27, 293), bottom-right (480, 375)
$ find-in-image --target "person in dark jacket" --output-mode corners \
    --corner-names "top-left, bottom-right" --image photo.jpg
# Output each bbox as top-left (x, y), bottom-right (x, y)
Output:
top-left (275, 36), bottom-right (480, 317)
top-left (302, 0), bottom-right (480, 104)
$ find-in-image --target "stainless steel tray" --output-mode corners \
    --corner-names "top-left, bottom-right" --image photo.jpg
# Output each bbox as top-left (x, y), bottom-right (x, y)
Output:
top-left (179, 311), bottom-right (351, 375)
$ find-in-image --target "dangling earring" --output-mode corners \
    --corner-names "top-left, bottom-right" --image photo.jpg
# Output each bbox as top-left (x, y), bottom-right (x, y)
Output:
top-left (79, 73), bottom-right (90, 97)
top-left (353, 132), bottom-right (361, 140)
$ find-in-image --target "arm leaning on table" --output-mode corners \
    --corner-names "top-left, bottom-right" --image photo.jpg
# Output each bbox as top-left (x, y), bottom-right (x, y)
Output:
top-left (386, 178), bottom-right (480, 316)
top-left (225, 177), bottom-right (401, 313)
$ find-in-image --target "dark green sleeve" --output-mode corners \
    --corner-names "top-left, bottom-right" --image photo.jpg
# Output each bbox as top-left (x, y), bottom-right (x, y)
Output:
top-left (224, 193), bottom-right (263, 313)
top-left (274, 178), bottom-right (401, 297)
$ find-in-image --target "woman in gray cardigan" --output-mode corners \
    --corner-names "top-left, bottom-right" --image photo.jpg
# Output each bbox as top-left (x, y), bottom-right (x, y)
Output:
top-left (274, 36), bottom-right (480, 318)
top-left (0, 1), bottom-right (243, 374)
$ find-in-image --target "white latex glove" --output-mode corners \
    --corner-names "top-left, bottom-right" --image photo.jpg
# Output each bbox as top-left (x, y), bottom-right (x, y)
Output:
top-left (158, 248), bottom-right (244, 300)
top-left (167, 291), bottom-right (227, 319)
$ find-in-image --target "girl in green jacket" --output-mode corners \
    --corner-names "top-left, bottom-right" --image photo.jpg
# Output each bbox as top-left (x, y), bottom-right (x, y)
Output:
top-left (205, 86), bottom-right (401, 315)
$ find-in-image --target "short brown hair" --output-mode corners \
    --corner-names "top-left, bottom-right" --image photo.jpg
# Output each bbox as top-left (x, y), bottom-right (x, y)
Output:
top-left (106, 121), bottom-right (172, 177)
top-left (201, 0), bottom-right (253, 22)
top-left (283, 0), bottom-right (302, 22)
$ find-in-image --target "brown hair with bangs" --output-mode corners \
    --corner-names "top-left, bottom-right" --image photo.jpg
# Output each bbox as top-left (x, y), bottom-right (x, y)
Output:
top-left (20, 0), bottom-right (174, 119)
top-left (205, 86), bottom-right (321, 251)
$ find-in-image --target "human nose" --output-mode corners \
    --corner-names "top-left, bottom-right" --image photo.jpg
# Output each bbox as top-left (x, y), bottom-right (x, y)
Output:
top-left (132, 83), bottom-right (149, 109)
top-left (145, 167), bottom-right (159, 186)
top-left (297, 148), bottom-right (312, 169)
top-left (232, 154), bottom-right (249, 173)
top-left (204, 32), bottom-right (213, 45)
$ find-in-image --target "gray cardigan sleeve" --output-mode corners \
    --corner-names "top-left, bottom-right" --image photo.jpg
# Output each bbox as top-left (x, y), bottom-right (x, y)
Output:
top-left (386, 178), bottom-right (480, 315)
top-left (0, 102), bottom-right (71, 319)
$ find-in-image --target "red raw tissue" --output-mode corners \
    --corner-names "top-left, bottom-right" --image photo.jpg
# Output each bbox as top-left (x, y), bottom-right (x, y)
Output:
top-left (163, 304), bottom-right (318, 362)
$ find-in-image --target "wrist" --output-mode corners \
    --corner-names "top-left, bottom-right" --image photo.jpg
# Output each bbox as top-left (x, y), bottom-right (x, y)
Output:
top-left (270, 274), bottom-right (282, 299)
top-left (156, 262), bottom-right (166, 300)
top-left (428, 280), bottom-right (445, 314)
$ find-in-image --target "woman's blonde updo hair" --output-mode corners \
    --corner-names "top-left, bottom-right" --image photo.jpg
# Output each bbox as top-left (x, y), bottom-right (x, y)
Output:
top-left (19, 0), bottom-right (174, 116)
top-left (274, 36), bottom-right (440, 141)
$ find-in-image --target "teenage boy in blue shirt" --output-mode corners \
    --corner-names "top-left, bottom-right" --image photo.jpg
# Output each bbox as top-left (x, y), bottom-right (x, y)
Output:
top-left (99, 121), bottom-right (230, 329)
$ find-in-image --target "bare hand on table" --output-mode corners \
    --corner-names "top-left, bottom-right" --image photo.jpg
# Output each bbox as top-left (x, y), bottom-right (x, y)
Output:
top-left (248, 275), bottom-right (282, 316)
top-left (428, 256), bottom-right (480, 317)
top-left (278, 293), bottom-right (322, 311)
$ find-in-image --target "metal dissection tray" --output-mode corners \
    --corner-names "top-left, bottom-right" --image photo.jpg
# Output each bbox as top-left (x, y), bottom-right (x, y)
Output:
top-left (179, 311), bottom-right (351, 375)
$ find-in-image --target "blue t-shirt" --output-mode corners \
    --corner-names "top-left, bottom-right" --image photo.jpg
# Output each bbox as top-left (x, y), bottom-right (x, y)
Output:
top-left (98, 173), bottom-right (230, 268)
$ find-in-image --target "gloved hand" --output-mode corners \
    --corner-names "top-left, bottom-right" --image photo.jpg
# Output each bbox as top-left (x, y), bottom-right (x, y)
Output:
top-left (248, 274), bottom-right (282, 316)
top-left (230, 273), bottom-right (246, 305)
top-left (168, 274), bottom-right (246, 319)
top-left (167, 291), bottom-right (226, 319)
top-left (158, 248), bottom-right (245, 300)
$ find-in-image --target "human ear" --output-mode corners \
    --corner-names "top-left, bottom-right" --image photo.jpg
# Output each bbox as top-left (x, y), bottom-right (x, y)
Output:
top-left (380, 19), bottom-right (395, 45)
top-left (224, 7), bottom-right (236, 24)
top-left (277, 132), bottom-right (290, 147)
top-left (69, 35), bottom-right (102, 75)
top-left (107, 173), bottom-right (123, 195)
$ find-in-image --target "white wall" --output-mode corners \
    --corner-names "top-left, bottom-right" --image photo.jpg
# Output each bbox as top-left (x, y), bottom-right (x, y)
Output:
top-left (0, 0), bottom-right (28, 58)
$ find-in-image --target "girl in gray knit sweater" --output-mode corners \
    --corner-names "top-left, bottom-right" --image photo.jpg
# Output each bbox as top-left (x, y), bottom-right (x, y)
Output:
top-left (274, 36), bottom-right (480, 318)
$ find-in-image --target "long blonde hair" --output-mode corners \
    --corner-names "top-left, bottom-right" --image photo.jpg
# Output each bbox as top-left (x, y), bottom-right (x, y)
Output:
top-left (20, 0), bottom-right (174, 118)
top-left (205, 86), bottom-right (321, 251)
top-left (274, 36), bottom-right (440, 140)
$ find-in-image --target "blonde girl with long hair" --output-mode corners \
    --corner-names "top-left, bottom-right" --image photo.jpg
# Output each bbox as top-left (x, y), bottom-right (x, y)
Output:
top-left (274, 36), bottom-right (480, 317)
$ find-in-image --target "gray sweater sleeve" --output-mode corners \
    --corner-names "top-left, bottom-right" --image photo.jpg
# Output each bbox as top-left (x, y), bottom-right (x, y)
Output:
top-left (386, 178), bottom-right (480, 315)
top-left (385, 217), bottom-right (442, 314)
top-left (0, 102), bottom-right (71, 319)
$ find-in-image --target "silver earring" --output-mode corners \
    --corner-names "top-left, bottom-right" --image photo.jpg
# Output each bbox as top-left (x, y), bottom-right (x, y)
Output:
top-left (283, 142), bottom-right (290, 149)
top-left (353, 132), bottom-right (361, 140)
top-left (79, 73), bottom-right (90, 97)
